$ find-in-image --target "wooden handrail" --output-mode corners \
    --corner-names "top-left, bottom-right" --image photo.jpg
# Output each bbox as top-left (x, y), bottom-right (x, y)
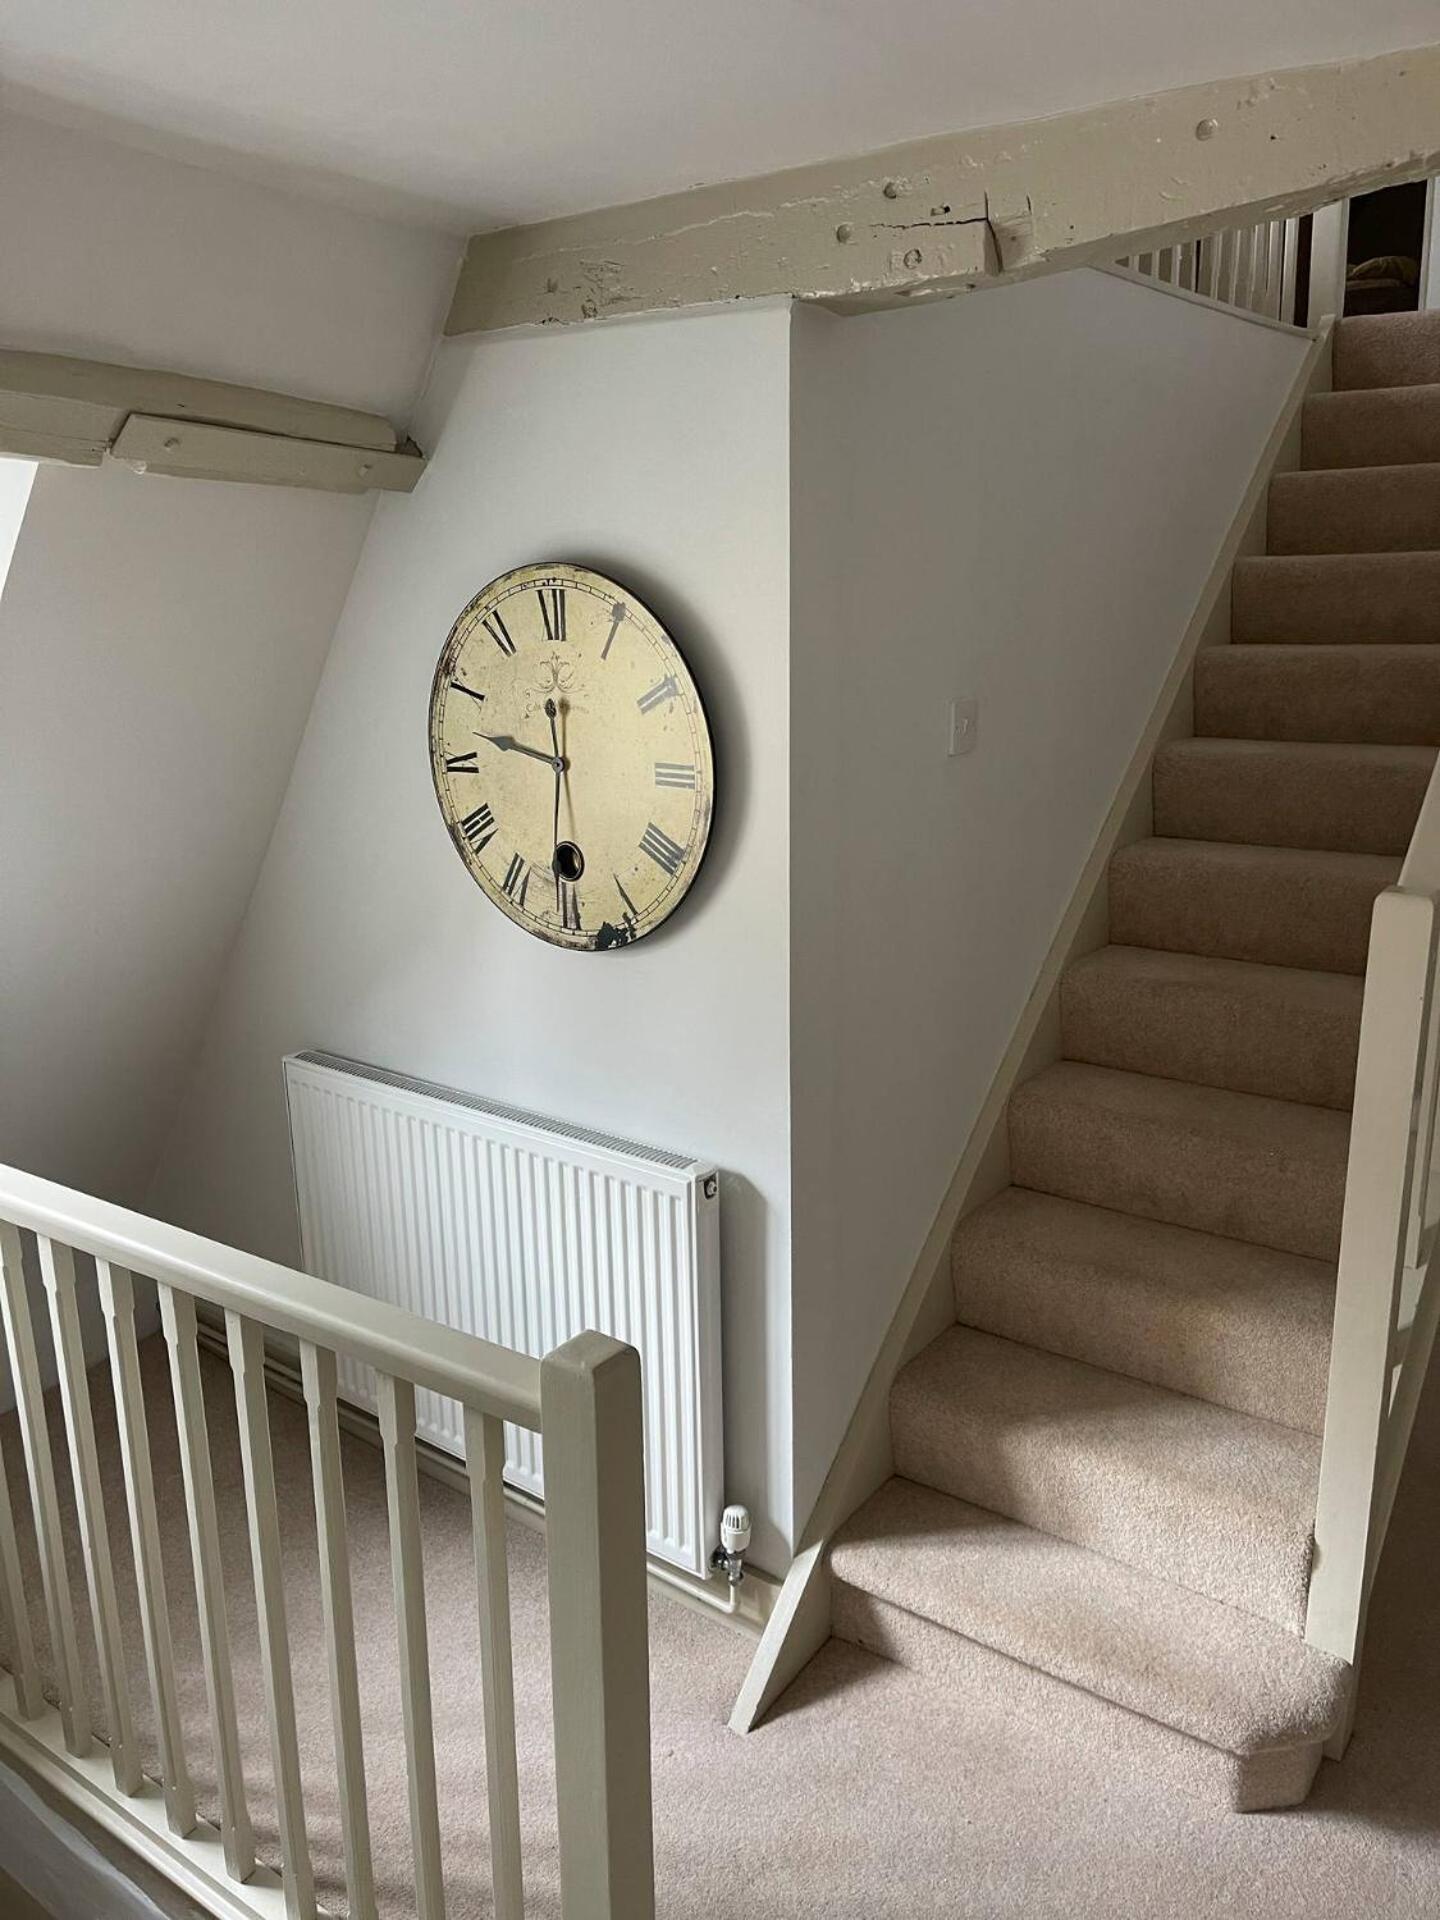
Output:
top-left (0, 1159), bottom-right (653, 1919)
top-left (0, 1162), bottom-right (542, 1428)
top-left (1307, 744), bottom-right (1440, 1748)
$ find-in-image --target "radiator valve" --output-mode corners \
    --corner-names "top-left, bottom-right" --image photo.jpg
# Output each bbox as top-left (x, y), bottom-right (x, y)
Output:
top-left (710, 1504), bottom-right (752, 1587)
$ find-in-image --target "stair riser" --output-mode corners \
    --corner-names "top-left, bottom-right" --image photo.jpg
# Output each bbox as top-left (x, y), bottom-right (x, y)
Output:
top-left (1153, 744), bottom-right (1430, 855)
top-left (960, 1205), bottom-right (1328, 1436)
top-left (1232, 553), bottom-right (1440, 646)
top-left (1060, 964), bottom-right (1360, 1110)
top-left (1268, 466), bottom-right (1440, 555)
top-left (1008, 1081), bottom-right (1346, 1261)
top-left (1109, 850), bottom-right (1388, 975)
top-left (1195, 647), bottom-right (1440, 747)
top-left (832, 1588), bottom-right (1324, 1813)
top-left (1302, 388), bottom-right (1440, 470)
top-left (1334, 312), bottom-right (1440, 392)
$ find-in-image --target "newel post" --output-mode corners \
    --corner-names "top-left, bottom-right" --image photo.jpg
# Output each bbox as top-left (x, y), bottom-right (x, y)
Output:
top-left (541, 1331), bottom-right (655, 1920)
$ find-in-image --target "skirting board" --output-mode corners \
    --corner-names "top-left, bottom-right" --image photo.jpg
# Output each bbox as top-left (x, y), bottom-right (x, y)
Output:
top-left (190, 1320), bottom-right (774, 1638)
top-left (730, 311), bottom-right (1336, 1735)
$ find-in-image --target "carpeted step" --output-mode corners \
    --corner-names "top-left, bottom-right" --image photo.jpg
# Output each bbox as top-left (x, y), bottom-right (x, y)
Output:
top-left (1060, 945), bottom-right (1362, 1109)
top-left (1194, 644), bottom-right (1440, 746)
top-left (1333, 310), bottom-right (1440, 392)
top-left (1302, 384), bottom-right (1440, 470)
top-left (1153, 737), bottom-right (1432, 853)
top-left (888, 1326), bottom-right (1321, 1630)
top-left (1008, 1062), bottom-right (1348, 1259)
top-left (1268, 463), bottom-right (1440, 555)
top-left (953, 1188), bottom-right (1334, 1429)
top-left (1232, 550), bottom-right (1440, 646)
top-left (1109, 837), bottom-right (1396, 975)
top-left (831, 1479), bottom-right (1345, 1779)
top-left (832, 1584), bottom-right (1326, 1812)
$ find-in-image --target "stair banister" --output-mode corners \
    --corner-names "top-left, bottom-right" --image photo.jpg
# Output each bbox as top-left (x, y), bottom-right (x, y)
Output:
top-left (1307, 750), bottom-right (1440, 1738)
top-left (0, 1160), bottom-right (654, 1920)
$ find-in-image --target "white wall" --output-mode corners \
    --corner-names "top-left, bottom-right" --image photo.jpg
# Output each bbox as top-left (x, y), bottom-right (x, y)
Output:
top-left (147, 304), bottom-right (798, 1568)
top-left (0, 111), bottom-right (460, 1404)
top-left (786, 271), bottom-right (1312, 1526)
top-left (0, 460), bottom-right (371, 1204)
top-left (0, 108), bottom-right (460, 420)
top-left (0, 110), bottom-right (461, 1210)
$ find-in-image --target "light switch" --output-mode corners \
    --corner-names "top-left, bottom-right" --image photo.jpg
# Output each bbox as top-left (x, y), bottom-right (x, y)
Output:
top-left (948, 696), bottom-right (978, 757)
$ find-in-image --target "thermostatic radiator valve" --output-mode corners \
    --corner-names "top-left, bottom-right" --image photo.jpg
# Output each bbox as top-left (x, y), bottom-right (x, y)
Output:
top-left (710, 1504), bottom-right (752, 1587)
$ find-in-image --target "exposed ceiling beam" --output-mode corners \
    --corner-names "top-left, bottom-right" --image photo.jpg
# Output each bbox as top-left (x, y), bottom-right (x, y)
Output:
top-left (0, 350), bottom-right (425, 491)
top-left (447, 43), bottom-right (1440, 337)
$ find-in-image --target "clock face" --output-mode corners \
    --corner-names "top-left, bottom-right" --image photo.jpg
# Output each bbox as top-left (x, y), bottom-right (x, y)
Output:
top-left (429, 563), bottom-right (715, 951)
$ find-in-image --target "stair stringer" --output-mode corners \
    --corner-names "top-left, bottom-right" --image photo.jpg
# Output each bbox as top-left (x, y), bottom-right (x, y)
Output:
top-left (729, 314), bottom-right (1336, 1736)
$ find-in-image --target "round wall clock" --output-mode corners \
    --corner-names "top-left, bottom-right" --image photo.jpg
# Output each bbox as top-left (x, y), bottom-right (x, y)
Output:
top-left (428, 562), bottom-right (715, 951)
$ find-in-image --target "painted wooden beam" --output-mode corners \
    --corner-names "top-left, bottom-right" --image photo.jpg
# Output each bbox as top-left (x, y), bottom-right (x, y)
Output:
top-left (0, 348), bottom-right (423, 490)
top-left (447, 44), bottom-right (1440, 335)
top-left (110, 416), bottom-right (424, 493)
top-left (0, 351), bottom-right (397, 453)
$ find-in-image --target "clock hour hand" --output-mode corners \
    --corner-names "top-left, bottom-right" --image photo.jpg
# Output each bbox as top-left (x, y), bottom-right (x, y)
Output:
top-left (478, 732), bottom-right (566, 771)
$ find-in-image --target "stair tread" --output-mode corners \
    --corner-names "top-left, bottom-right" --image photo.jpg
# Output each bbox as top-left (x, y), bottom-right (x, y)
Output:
top-left (1232, 549), bottom-right (1440, 646)
top-left (1008, 1060), bottom-right (1350, 1261)
top-left (954, 1186), bottom-right (1334, 1431)
top-left (1334, 310), bottom-right (1440, 391)
top-left (891, 1323), bottom-right (1321, 1629)
top-left (1061, 943), bottom-right (1362, 1110)
top-left (1109, 837), bottom-right (1397, 975)
top-left (1194, 644), bottom-right (1440, 747)
top-left (1153, 737), bottom-right (1432, 855)
top-left (1268, 462), bottom-right (1440, 555)
top-left (832, 1477), bottom-right (1346, 1756)
top-left (1303, 383), bottom-right (1440, 470)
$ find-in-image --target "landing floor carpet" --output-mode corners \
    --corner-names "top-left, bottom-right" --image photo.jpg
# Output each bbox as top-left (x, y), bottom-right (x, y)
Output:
top-left (1, 1333), bottom-right (1437, 1919)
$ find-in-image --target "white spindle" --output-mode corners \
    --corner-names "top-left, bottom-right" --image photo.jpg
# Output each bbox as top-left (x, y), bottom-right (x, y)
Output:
top-left (0, 1222), bottom-right (90, 1755)
top-left (0, 1399), bottom-right (43, 1718)
top-left (377, 1373), bottom-right (446, 1920)
top-left (542, 1333), bottom-right (654, 1920)
top-left (1176, 239), bottom-right (1198, 291)
top-left (1280, 217), bottom-right (1301, 326)
top-left (1263, 220), bottom-right (1286, 320)
top-left (98, 1262), bottom-right (195, 1833)
top-left (464, 1407), bottom-right (523, 1920)
top-left (1308, 200), bottom-right (1352, 326)
top-left (300, 1342), bottom-right (376, 1920)
top-left (39, 1237), bottom-right (142, 1793)
top-left (228, 1311), bottom-right (315, 1920)
top-left (160, 1286), bottom-right (256, 1879)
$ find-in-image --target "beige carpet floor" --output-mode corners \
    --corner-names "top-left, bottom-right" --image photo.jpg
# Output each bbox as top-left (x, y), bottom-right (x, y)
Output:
top-left (1, 1330), bottom-right (1439, 1919)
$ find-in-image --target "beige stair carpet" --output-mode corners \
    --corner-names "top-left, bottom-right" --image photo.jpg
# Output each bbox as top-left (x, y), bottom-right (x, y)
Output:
top-left (830, 307), bottom-right (1440, 1811)
top-left (1231, 549), bottom-right (1440, 646)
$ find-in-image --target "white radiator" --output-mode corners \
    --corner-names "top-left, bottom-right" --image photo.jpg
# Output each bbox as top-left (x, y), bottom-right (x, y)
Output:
top-left (283, 1050), bottom-right (722, 1576)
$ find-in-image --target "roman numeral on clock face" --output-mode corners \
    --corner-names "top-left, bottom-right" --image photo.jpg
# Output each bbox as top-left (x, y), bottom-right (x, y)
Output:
top-left (537, 586), bottom-right (567, 644)
top-left (502, 853), bottom-right (530, 906)
top-left (445, 750), bottom-right (479, 773)
top-left (639, 822), bottom-right (686, 877)
top-left (654, 760), bottom-right (696, 788)
top-left (637, 674), bottom-right (679, 715)
top-left (558, 880), bottom-right (581, 932)
top-left (459, 804), bottom-right (496, 853)
top-left (482, 609), bottom-right (516, 655)
top-left (450, 678), bottom-right (486, 704)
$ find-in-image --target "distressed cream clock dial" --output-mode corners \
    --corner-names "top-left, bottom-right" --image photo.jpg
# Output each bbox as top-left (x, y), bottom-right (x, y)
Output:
top-left (429, 563), bottom-right (715, 950)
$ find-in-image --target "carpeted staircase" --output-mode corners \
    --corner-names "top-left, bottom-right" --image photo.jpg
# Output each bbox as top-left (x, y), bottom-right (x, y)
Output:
top-left (829, 307), bottom-right (1440, 1811)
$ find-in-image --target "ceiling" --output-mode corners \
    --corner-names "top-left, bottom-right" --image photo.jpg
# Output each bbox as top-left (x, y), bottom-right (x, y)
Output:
top-left (3, 0), bottom-right (1438, 233)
